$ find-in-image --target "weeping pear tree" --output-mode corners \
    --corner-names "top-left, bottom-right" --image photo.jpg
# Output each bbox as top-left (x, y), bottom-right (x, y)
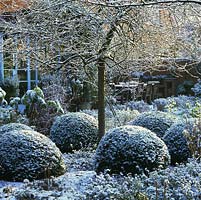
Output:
top-left (1, 0), bottom-right (201, 140)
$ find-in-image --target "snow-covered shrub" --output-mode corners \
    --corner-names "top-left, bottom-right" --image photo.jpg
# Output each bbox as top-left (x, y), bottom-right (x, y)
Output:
top-left (0, 87), bottom-right (7, 107)
top-left (81, 109), bottom-right (98, 118)
top-left (105, 109), bottom-right (140, 130)
top-left (2, 159), bottom-right (201, 199)
top-left (163, 119), bottom-right (200, 164)
top-left (126, 100), bottom-right (152, 112)
top-left (171, 95), bottom-right (196, 109)
top-left (128, 111), bottom-right (177, 138)
top-left (153, 98), bottom-right (168, 111)
top-left (0, 88), bottom-right (26, 125)
top-left (192, 80), bottom-right (201, 97)
top-left (32, 103), bottom-right (64, 136)
top-left (21, 87), bottom-right (64, 135)
top-left (0, 87), bottom-right (6, 100)
top-left (184, 119), bottom-right (201, 160)
top-left (9, 97), bottom-right (21, 110)
top-left (164, 98), bottom-right (177, 113)
top-left (0, 123), bottom-right (33, 136)
top-left (0, 107), bottom-right (19, 125)
top-left (142, 159), bottom-right (201, 200)
top-left (84, 159), bottom-right (201, 199)
top-left (47, 100), bottom-right (64, 113)
top-left (50, 112), bottom-right (98, 152)
top-left (21, 87), bottom-right (46, 117)
top-left (82, 108), bottom-right (139, 130)
top-left (21, 86), bottom-right (45, 106)
top-left (0, 129), bottom-right (66, 181)
top-left (190, 101), bottom-right (201, 118)
top-left (162, 96), bottom-right (201, 118)
top-left (110, 100), bottom-right (152, 113)
top-left (94, 125), bottom-right (170, 175)
top-left (83, 172), bottom-right (147, 199)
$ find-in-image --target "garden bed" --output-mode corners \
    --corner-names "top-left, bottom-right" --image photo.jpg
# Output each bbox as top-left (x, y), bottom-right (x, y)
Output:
top-left (0, 151), bottom-right (200, 200)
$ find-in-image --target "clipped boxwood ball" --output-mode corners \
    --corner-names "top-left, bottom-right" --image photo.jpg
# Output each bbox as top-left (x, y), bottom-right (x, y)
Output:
top-left (128, 111), bottom-right (177, 138)
top-left (163, 119), bottom-right (197, 164)
top-left (50, 112), bottom-right (98, 152)
top-left (0, 130), bottom-right (66, 181)
top-left (0, 123), bottom-right (33, 136)
top-left (94, 125), bottom-right (170, 175)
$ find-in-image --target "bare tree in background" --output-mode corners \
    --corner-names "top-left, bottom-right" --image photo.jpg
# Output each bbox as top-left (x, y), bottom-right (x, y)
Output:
top-left (1, 0), bottom-right (201, 140)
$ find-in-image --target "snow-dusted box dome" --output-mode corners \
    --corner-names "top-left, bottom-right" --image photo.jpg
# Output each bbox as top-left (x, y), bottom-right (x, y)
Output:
top-left (0, 130), bottom-right (66, 181)
top-left (94, 125), bottom-right (170, 175)
top-left (163, 119), bottom-right (199, 164)
top-left (50, 112), bottom-right (98, 153)
top-left (128, 111), bottom-right (177, 138)
top-left (0, 123), bottom-right (33, 136)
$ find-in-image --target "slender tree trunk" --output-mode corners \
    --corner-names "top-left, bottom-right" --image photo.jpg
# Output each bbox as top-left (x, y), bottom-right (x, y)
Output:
top-left (97, 23), bottom-right (117, 141)
top-left (98, 58), bottom-right (105, 141)
top-left (0, 32), bottom-right (4, 83)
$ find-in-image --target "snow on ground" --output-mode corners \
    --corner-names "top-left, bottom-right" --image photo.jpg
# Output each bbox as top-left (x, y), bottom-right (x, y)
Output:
top-left (0, 151), bottom-right (96, 199)
top-left (0, 151), bottom-right (201, 200)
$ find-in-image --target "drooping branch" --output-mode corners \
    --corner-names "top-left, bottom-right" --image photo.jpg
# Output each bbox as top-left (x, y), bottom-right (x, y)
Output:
top-left (84, 0), bottom-right (201, 7)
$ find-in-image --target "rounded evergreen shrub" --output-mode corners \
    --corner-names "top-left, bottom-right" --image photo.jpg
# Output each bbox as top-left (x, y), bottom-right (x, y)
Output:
top-left (163, 119), bottom-right (197, 164)
top-left (0, 130), bottom-right (66, 181)
top-left (94, 125), bottom-right (170, 175)
top-left (0, 123), bottom-right (33, 136)
top-left (128, 111), bottom-right (177, 138)
top-left (50, 112), bottom-right (98, 152)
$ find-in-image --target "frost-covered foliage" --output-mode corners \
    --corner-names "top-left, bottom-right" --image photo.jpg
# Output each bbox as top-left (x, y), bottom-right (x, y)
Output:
top-left (127, 100), bottom-right (153, 112)
top-left (94, 125), bottom-right (170, 175)
top-left (63, 150), bottom-right (95, 172)
top-left (114, 100), bottom-right (152, 113)
top-left (1, 154), bottom-right (201, 199)
top-left (0, 107), bottom-right (28, 126)
top-left (9, 97), bottom-right (21, 110)
top-left (105, 109), bottom-right (140, 130)
top-left (163, 119), bottom-right (200, 164)
top-left (0, 123), bottom-right (33, 136)
top-left (192, 80), bottom-right (201, 97)
top-left (21, 87), bottom-right (46, 115)
top-left (0, 87), bottom-right (7, 107)
top-left (172, 95), bottom-right (197, 109)
top-left (128, 111), bottom-right (177, 138)
top-left (21, 87), bottom-right (64, 115)
top-left (153, 98), bottom-right (168, 111)
top-left (141, 159), bottom-right (201, 200)
top-left (184, 119), bottom-right (201, 159)
top-left (0, 87), bottom-right (6, 100)
top-left (190, 101), bottom-right (201, 118)
top-left (50, 112), bottom-right (98, 153)
top-left (82, 172), bottom-right (147, 199)
top-left (81, 109), bottom-right (98, 118)
top-left (164, 96), bottom-right (197, 115)
top-left (21, 87), bottom-right (64, 135)
top-left (0, 88), bottom-right (27, 125)
top-left (153, 96), bottom-right (195, 111)
top-left (0, 107), bottom-right (16, 125)
top-left (0, 129), bottom-right (66, 181)
top-left (46, 100), bottom-right (64, 113)
top-left (82, 108), bottom-right (139, 130)
top-left (84, 160), bottom-right (201, 199)
top-left (153, 96), bottom-right (201, 118)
